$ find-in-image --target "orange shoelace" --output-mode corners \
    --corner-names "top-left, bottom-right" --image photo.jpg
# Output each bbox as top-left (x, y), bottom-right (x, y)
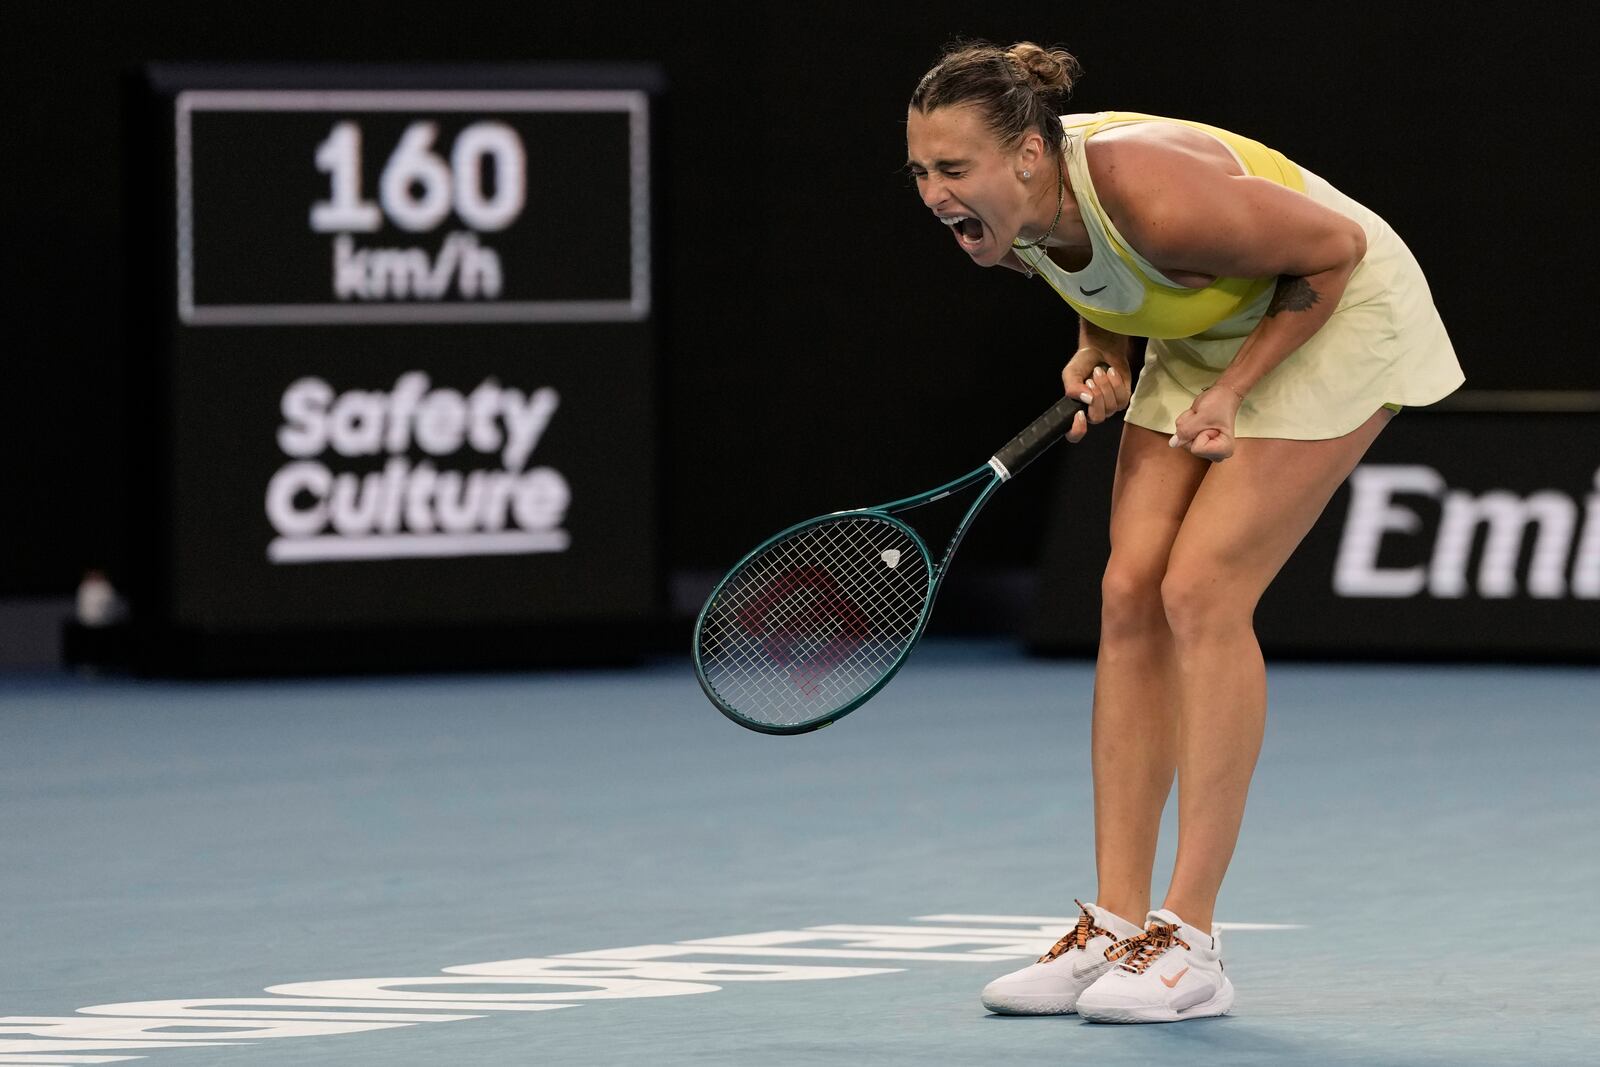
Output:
top-left (1104, 921), bottom-right (1190, 973)
top-left (1037, 899), bottom-right (1111, 963)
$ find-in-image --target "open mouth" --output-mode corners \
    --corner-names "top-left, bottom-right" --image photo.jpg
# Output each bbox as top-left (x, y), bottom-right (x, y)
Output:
top-left (940, 214), bottom-right (986, 252)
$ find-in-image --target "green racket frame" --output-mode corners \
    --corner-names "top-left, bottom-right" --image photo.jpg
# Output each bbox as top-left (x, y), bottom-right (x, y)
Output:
top-left (693, 393), bottom-right (1087, 735)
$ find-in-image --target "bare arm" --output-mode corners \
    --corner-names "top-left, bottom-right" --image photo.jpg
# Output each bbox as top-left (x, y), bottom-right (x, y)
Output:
top-left (1079, 316), bottom-right (1133, 368)
top-left (1139, 180), bottom-right (1363, 404)
top-left (1093, 138), bottom-right (1367, 457)
top-left (1098, 138), bottom-right (1366, 398)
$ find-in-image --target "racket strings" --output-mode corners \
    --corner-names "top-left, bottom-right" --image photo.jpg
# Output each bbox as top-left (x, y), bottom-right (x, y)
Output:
top-left (697, 516), bottom-right (931, 726)
top-left (702, 526), bottom-right (921, 714)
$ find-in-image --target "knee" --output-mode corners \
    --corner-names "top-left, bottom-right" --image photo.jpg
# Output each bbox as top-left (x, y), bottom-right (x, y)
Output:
top-left (1100, 559), bottom-right (1166, 640)
top-left (1159, 564), bottom-right (1255, 645)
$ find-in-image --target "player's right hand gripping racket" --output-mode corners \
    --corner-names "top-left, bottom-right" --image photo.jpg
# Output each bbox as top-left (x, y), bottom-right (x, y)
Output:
top-left (693, 394), bottom-right (1087, 735)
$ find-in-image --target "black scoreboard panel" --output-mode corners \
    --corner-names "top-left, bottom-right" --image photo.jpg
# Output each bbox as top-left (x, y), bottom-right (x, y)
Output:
top-left (175, 92), bottom-right (646, 321)
top-left (128, 67), bottom-right (664, 670)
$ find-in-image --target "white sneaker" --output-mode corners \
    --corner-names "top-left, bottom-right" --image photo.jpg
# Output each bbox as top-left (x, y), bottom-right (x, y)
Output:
top-left (979, 901), bottom-right (1144, 1015)
top-left (1075, 908), bottom-right (1234, 1023)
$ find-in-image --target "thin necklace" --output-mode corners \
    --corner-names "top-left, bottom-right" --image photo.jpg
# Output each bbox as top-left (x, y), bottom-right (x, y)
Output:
top-left (1012, 154), bottom-right (1065, 251)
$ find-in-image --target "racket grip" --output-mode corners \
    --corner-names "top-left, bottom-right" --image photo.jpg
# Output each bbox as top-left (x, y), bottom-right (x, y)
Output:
top-left (990, 395), bottom-right (1086, 479)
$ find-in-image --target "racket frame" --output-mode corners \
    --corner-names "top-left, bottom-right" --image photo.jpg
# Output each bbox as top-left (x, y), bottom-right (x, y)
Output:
top-left (692, 462), bottom-right (1003, 735)
top-left (694, 391), bottom-right (1087, 735)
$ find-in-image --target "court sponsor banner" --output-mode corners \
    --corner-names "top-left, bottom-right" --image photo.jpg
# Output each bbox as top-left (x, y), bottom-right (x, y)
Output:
top-left (1025, 410), bottom-right (1600, 661)
top-left (125, 66), bottom-right (663, 663)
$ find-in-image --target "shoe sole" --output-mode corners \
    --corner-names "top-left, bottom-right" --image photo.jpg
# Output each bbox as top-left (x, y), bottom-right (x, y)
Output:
top-left (1078, 979), bottom-right (1234, 1024)
top-left (980, 992), bottom-right (1079, 1016)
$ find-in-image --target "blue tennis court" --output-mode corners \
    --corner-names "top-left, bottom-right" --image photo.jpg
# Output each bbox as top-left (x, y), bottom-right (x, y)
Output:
top-left (3, 640), bottom-right (1595, 1065)
top-left (6, 6), bottom-right (1598, 1066)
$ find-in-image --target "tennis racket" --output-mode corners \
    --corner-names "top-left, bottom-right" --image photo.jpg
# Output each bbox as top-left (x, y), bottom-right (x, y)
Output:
top-left (693, 393), bottom-right (1087, 735)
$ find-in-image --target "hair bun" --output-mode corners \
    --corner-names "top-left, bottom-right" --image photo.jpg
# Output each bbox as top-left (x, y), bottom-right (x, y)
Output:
top-left (1006, 42), bottom-right (1082, 96)
top-left (910, 39), bottom-right (1079, 158)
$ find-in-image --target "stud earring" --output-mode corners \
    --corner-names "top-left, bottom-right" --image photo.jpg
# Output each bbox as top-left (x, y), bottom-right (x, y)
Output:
top-left (1022, 170), bottom-right (1032, 179)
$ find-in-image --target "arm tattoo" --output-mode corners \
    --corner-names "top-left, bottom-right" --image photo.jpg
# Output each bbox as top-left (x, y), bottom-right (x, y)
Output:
top-left (1266, 275), bottom-right (1319, 316)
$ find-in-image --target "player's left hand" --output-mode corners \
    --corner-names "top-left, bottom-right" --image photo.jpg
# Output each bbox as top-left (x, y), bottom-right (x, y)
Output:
top-left (1171, 384), bottom-right (1242, 462)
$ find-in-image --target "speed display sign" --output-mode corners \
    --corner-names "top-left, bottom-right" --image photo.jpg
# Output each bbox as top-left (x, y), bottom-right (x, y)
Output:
top-left (176, 89), bottom-right (651, 324)
top-left (127, 66), bottom-right (665, 672)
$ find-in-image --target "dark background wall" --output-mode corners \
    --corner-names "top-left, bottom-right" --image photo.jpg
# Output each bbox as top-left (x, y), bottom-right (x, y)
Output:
top-left (4, 1), bottom-right (1594, 601)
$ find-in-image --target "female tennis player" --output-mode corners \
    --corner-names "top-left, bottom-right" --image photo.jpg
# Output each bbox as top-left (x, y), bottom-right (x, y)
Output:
top-left (905, 40), bottom-right (1463, 1022)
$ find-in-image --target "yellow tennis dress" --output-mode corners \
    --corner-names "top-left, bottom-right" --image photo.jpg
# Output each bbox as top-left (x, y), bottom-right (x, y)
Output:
top-left (1011, 112), bottom-right (1465, 439)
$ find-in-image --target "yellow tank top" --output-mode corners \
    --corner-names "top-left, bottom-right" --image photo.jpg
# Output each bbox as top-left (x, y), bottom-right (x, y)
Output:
top-left (1013, 112), bottom-right (1306, 340)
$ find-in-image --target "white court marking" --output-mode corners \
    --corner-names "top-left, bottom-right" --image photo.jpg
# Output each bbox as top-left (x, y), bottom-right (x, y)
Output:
top-left (0, 913), bottom-right (1302, 1063)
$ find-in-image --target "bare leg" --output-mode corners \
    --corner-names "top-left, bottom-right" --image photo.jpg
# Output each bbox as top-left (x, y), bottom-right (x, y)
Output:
top-left (1159, 409), bottom-right (1393, 932)
top-left (1092, 424), bottom-right (1207, 923)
